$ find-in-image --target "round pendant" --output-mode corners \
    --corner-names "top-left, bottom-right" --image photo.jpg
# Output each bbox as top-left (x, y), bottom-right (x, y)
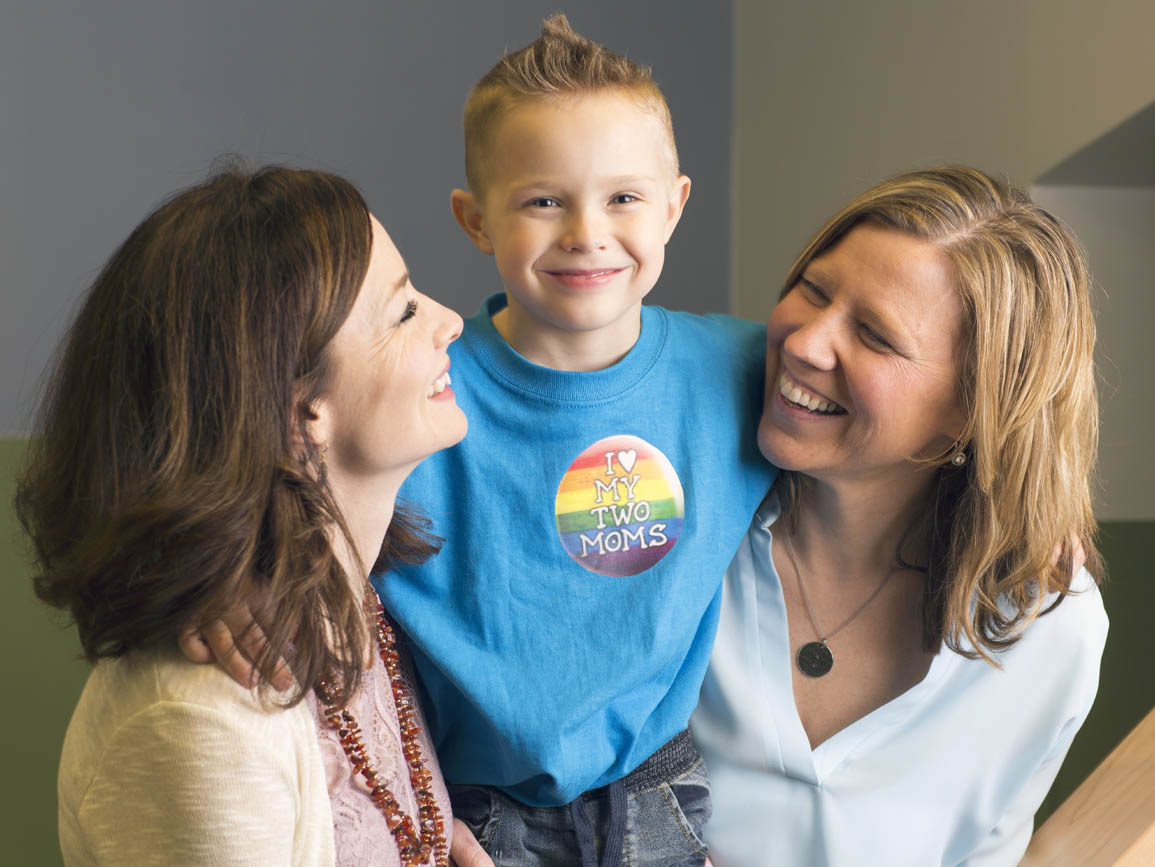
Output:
top-left (797, 641), bottom-right (834, 677)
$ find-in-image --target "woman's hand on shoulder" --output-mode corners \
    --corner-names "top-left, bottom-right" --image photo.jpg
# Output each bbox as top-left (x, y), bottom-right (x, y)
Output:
top-left (178, 603), bottom-right (292, 691)
top-left (1052, 534), bottom-right (1086, 578)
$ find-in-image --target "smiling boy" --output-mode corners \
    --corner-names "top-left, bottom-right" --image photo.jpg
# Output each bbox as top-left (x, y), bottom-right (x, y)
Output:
top-left (375, 16), bottom-right (776, 865)
top-left (452, 80), bottom-right (687, 372)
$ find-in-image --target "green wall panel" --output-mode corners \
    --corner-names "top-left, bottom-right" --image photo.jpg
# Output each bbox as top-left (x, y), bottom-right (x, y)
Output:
top-left (1, 438), bottom-right (87, 866)
top-left (1037, 520), bottom-right (1155, 823)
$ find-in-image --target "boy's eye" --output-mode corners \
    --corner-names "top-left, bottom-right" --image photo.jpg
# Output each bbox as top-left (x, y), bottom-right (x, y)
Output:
top-left (399, 299), bottom-right (418, 324)
top-left (610, 193), bottom-right (639, 205)
top-left (526, 197), bottom-right (560, 208)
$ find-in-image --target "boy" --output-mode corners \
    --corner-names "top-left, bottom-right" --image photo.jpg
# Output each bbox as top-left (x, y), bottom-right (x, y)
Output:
top-left (377, 15), bottom-right (775, 865)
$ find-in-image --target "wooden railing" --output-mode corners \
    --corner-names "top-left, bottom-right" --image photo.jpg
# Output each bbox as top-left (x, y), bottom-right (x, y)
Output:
top-left (1022, 706), bottom-right (1155, 865)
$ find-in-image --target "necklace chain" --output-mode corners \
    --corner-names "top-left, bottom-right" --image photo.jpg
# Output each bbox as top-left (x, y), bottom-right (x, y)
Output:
top-left (784, 527), bottom-right (897, 648)
top-left (318, 597), bottom-right (449, 867)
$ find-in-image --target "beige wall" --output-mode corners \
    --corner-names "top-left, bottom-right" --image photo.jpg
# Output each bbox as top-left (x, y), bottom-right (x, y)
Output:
top-left (1031, 185), bottom-right (1155, 521)
top-left (731, 0), bottom-right (1155, 320)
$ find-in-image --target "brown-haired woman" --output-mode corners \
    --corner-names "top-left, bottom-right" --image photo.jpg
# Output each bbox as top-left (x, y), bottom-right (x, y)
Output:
top-left (692, 166), bottom-right (1108, 866)
top-left (17, 166), bottom-right (489, 866)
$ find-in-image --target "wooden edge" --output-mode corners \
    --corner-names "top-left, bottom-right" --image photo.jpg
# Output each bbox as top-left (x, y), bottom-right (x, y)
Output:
top-left (1022, 706), bottom-right (1155, 866)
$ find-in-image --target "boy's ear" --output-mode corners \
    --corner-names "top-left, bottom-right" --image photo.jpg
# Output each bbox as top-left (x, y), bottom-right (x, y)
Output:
top-left (450, 189), bottom-right (494, 255)
top-left (663, 175), bottom-right (692, 244)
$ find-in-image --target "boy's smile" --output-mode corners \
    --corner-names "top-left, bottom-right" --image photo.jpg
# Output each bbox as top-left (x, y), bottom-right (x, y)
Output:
top-left (451, 90), bottom-right (691, 370)
top-left (541, 267), bottom-right (628, 290)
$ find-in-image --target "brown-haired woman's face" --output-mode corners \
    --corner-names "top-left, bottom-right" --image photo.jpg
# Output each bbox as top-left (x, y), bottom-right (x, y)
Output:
top-left (313, 216), bottom-right (467, 482)
top-left (758, 223), bottom-right (965, 486)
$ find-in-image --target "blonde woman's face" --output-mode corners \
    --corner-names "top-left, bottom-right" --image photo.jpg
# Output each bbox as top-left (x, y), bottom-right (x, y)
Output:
top-left (758, 223), bottom-right (966, 487)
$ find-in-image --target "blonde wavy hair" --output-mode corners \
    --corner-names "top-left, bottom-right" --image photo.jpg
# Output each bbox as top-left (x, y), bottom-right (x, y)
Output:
top-left (462, 13), bottom-right (678, 195)
top-left (780, 166), bottom-right (1101, 661)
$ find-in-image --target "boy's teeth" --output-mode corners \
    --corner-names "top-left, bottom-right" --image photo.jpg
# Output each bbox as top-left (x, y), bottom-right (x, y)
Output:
top-left (428, 372), bottom-right (451, 397)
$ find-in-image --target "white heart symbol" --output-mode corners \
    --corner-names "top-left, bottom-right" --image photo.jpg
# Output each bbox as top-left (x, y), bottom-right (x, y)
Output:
top-left (616, 449), bottom-right (637, 474)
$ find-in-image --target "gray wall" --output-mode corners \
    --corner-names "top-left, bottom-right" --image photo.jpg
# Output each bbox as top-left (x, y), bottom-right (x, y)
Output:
top-left (1, 0), bottom-right (732, 433)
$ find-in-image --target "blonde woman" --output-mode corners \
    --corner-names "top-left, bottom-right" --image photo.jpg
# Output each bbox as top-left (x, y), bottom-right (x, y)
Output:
top-left (693, 167), bottom-right (1106, 866)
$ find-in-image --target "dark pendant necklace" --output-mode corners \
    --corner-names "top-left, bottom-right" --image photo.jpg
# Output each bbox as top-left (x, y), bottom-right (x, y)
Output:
top-left (797, 641), bottom-right (834, 677)
top-left (783, 528), bottom-right (896, 678)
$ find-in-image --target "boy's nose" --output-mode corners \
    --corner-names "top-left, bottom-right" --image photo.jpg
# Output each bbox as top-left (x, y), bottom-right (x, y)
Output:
top-left (561, 210), bottom-right (607, 253)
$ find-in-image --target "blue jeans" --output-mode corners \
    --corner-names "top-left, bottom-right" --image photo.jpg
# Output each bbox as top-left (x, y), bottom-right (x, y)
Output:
top-left (449, 732), bottom-right (711, 867)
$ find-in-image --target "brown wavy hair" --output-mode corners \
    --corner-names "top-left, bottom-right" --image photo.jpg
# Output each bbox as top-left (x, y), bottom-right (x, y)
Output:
top-left (778, 166), bottom-right (1101, 661)
top-left (16, 164), bottom-right (436, 704)
top-left (463, 13), bottom-right (678, 194)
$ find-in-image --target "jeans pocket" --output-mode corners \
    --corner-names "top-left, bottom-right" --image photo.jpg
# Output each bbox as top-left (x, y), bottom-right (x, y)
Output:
top-left (447, 784), bottom-right (503, 851)
top-left (661, 760), bottom-right (712, 855)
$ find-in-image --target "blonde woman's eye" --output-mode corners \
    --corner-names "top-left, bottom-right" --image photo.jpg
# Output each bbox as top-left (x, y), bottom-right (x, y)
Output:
top-left (400, 300), bottom-right (418, 324)
top-left (798, 278), bottom-right (827, 304)
top-left (860, 324), bottom-right (891, 349)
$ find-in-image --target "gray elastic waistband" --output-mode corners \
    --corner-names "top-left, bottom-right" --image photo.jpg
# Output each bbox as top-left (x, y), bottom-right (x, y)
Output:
top-left (615, 729), bottom-right (701, 794)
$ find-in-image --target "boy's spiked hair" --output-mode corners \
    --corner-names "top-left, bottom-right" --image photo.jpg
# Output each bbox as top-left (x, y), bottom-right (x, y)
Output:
top-left (463, 13), bottom-right (678, 193)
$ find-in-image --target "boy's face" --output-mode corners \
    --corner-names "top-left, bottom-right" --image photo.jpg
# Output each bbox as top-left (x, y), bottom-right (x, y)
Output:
top-left (453, 91), bottom-right (690, 351)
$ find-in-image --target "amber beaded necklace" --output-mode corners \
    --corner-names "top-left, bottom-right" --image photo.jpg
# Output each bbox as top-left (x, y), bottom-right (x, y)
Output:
top-left (318, 597), bottom-right (449, 867)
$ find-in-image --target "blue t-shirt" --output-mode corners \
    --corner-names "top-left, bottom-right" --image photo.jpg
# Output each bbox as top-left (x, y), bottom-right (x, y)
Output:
top-left (374, 294), bottom-right (776, 806)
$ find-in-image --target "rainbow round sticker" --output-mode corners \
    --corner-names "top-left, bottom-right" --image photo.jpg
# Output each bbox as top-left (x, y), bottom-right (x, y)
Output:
top-left (555, 435), bottom-right (685, 577)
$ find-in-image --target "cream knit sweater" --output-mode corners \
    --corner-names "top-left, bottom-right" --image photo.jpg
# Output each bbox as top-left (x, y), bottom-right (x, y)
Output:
top-left (58, 647), bottom-right (335, 865)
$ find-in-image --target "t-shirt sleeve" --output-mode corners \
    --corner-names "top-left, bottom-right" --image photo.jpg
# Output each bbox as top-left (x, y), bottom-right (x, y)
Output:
top-left (72, 700), bottom-right (301, 866)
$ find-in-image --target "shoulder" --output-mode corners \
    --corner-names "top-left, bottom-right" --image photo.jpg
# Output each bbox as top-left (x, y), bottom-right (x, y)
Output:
top-left (964, 568), bottom-right (1109, 722)
top-left (648, 308), bottom-right (767, 373)
top-left (62, 647), bottom-right (319, 807)
top-left (64, 648), bottom-right (314, 777)
top-left (653, 308), bottom-right (766, 346)
top-left (114, 646), bottom-right (302, 716)
top-left (60, 650), bottom-right (332, 864)
top-left (1017, 569), bottom-right (1108, 662)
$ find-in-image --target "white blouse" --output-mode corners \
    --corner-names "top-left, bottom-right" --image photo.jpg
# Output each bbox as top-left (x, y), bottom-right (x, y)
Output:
top-left (692, 496), bottom-right (1108, 867)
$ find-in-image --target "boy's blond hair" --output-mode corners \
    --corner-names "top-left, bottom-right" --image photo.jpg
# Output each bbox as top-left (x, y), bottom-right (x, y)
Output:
top-left (463, 14), bottom-right (678, 194)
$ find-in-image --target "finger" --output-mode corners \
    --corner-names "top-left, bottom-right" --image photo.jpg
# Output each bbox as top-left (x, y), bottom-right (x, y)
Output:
top-left (449, 818), bottom-right (494, 867)
top-left (267, 656), bottom-right (294, 693)
top-left (223, 611), bottom-right (294, 692)
top-left (199, 618), bottom-right (258, 688)
top-left (1049, 534), bottom-right (1087, 578)
top-left (222, 604), bottom-right (263, 662)
top-left (1070, 534), bottom-right (1087, 575)
top-left (177, 626), bottom-right (215, 664)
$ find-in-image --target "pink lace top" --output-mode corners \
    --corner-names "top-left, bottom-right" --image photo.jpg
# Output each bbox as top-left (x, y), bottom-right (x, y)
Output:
top-left (307, 637), bottom-right (453, 866)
